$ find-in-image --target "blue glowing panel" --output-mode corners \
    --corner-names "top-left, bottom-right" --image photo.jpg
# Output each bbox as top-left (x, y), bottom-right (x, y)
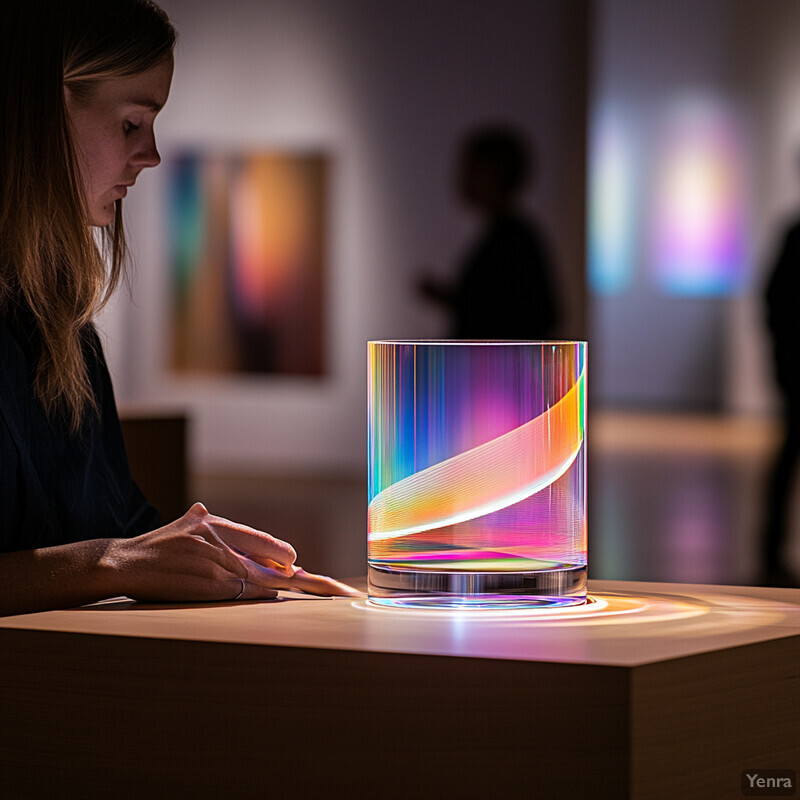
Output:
top-left (589, 106), bottom-right (637, 295)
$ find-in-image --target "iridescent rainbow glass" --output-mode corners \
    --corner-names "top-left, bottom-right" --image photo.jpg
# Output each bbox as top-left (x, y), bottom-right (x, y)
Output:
top-left (368, 341), bottom-right (587, 609)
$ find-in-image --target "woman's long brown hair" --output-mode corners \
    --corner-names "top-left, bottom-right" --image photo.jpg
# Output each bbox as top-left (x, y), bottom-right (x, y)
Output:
top-left (0, 0), bottom-right (175, 432)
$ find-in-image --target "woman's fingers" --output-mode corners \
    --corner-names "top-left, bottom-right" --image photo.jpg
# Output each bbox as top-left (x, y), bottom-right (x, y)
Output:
top-left (120, 503), bottom-right (357, 603)
top-left (189, 528), bottom-right (251, 578)
top-left (286, 568), bottom-right (362, 597)
top-left (229, 577), bottom-right (278, 602)
top-left (179, 507), bottom-right (293, 587)
top-left (203, 514), bottom-right (297, 575)
top-left (246, 562), bottom-right (361, 597)
top-left (221, 549), bottom-right (358, 598)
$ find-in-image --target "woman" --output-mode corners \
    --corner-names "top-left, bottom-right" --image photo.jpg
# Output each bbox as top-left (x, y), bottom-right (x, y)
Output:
top-left (0, 0), bottom-right (356, 616)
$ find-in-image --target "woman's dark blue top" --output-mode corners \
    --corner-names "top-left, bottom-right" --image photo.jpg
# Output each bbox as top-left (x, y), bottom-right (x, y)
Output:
top-left (0, 310), bottom-right (160, 553)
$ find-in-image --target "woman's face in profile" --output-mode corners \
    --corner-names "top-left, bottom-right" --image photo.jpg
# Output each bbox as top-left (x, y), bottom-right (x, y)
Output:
top-left (65, 57), bottom-right (173, 227)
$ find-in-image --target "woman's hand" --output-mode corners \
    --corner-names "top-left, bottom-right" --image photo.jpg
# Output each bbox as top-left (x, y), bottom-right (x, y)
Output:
top-left (101, 503), bottom-right (360, 603)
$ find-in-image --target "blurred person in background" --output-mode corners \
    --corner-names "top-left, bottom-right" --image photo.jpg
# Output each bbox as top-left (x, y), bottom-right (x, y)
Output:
top-left (762, 191), bottom-right (800, 587)
top-left (418, 124), bottom-right (561, 339)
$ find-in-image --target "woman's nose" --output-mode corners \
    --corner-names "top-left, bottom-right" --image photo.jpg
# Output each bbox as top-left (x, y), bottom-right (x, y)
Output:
top-left (132, 131), bottom-right (161, 169)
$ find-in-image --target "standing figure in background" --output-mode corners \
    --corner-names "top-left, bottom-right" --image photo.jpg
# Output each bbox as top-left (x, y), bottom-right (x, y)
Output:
top-left (418, 125), bottom-right (561, 339)
top-left (762, 213), bottom-right (800, 586)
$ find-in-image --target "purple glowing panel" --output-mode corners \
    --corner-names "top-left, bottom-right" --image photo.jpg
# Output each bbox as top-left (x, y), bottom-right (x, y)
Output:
top-left (652, 99), bottom-right (749, 296)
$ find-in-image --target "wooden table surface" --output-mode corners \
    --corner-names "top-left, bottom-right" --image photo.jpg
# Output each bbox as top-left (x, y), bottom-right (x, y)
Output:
top-left (1, 580), bottom-right (798, 799)
top-left (1, 579), bottom-right (798, 666)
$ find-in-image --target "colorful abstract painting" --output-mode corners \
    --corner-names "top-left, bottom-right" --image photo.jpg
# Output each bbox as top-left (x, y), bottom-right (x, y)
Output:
top-left (169, 152), bottom-right (327, 375)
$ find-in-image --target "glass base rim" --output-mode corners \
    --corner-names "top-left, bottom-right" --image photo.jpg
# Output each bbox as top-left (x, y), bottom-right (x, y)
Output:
top-left (368, 564), bottom-right (587, 610)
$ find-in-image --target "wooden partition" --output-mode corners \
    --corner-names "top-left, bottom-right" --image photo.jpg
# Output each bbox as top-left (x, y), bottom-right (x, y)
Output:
top-left (119, 413), bottom-right (187, 524)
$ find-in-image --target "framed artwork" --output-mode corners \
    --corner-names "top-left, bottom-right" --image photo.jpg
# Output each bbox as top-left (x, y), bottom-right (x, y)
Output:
top-left (169, 151), bottom-right (327, 376)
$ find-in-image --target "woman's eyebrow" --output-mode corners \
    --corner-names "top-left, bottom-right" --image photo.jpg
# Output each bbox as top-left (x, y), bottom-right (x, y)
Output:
top-left (127, 98), bottom-right (164, 112)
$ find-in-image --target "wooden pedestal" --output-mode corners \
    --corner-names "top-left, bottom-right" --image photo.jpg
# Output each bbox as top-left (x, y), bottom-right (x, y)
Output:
top-left (0, 580), bottom-right (798, 799)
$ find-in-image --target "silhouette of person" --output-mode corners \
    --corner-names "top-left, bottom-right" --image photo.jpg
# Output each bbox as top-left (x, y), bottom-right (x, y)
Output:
top-left (418, 125), bottom-right (560, 339)
top-left (762, 207), bottom-right (800, 586)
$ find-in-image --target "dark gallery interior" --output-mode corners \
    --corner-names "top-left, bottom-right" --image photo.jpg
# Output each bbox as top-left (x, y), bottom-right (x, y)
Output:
top-left (106, 0), bottom-right (800, 587)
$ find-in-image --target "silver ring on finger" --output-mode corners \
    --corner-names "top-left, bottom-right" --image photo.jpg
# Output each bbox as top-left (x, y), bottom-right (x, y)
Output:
top-left (233, 578), bottom-right (246, 601)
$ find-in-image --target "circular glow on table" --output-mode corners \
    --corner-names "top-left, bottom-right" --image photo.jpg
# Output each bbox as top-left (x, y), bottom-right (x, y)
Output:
top-left (353, 591), bottom-right (710, 625)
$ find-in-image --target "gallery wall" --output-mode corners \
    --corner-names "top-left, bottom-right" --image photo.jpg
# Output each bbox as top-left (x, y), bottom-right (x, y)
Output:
top-left (100, 0), bottom-right (589, 473)
top-left (589, 0), bottom-right (800, 413)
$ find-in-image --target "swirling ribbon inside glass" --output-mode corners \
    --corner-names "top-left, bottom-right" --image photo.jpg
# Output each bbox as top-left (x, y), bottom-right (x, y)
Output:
top-left (369, 369), bottom-right (585, 542)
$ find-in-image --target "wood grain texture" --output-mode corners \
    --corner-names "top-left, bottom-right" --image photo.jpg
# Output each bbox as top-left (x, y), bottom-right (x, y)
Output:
top-left (0, 630), bottom-right (629, 799)
top-left (631, 636), bottom-right (800, 800)
top-left (0, 581), bottom-right (798, 799)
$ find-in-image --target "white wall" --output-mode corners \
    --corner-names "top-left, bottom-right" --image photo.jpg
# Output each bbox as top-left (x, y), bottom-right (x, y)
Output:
top-left (99, 0), bottom-right (588, 474)
top-left (589, 0), bottom-right (745, 411)
top-left (587, 0), bottom-right (800, 415)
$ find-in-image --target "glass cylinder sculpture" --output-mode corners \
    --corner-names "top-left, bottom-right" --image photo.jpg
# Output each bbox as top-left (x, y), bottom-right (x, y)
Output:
top-left (368, 340), bottom-right (587, 609)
